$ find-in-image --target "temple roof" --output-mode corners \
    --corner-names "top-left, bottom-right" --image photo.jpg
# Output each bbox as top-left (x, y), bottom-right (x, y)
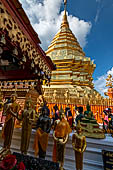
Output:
top-left (1, 0), bottom-right (41, 44)
top-left (0, 0), bottom-right (55, 82)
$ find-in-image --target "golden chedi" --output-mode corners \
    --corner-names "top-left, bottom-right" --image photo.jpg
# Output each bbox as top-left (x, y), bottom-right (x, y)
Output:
top-left (43, 1), bottom-right (104, 106)
top-left (46, 10), bottom-right (95, 88)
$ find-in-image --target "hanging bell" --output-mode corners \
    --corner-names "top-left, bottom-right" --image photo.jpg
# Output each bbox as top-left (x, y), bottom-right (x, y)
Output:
top-left (0, 47), bottom-right (3, 54)
top-left (13, 58), bottom-right (15, 63)
top-left (22, 55), bottom-right (26, 62)
top-left (23, 65), bottom-right (25, 69)
top-left (35, 68), bottom-right (38, 74)
top-left (31, 61), bottom-right (34, 68)
top-left (13, 47), bottom-right (18, 56)
top-left (38, 71), bottom-right (40, 76)
top-left (0, 35), bottom-right (6, 45)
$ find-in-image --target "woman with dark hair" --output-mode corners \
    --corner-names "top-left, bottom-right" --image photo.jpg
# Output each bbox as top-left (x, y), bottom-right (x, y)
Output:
top-left (76, 107), bottom-right (84, 124)
top-left (103, 110), bottom-right (108, 132)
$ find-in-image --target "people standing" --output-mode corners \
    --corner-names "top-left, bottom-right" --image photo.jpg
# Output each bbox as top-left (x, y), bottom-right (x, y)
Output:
top-left (75, 107), bottom-right (84, 124)
top-left (103, 110), bottom-right (109, 132)
top-left (65, 105), bottom-right (73, 127)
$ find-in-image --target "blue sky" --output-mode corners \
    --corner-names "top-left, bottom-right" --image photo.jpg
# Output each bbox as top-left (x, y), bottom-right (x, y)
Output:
top-left (73, 0), bottom-right (113, 78)
top-left (19, 0), bottom-right (113, 96)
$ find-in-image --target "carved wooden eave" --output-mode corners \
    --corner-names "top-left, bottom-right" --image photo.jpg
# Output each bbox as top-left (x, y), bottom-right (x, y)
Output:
top-left (0, 0), bottom-right (55, 81)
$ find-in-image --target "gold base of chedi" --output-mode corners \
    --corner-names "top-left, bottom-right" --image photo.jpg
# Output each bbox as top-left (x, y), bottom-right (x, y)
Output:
top-left (43, 85), bottom-right (105, 105)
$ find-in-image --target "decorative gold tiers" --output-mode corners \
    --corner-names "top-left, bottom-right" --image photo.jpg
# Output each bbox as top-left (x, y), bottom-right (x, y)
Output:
top-left (43, 9), bottom-right (101, 104)
top-left (46, 11), bottom-right (96, 89)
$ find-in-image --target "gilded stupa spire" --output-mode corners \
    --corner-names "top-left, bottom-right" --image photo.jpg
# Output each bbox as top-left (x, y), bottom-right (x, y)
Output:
top-left (45, 0), bottom-right (96, 89)
top-left (61, 0), bottom-right (69, 28)
top-left (64, 0), bottom-right (67, 11)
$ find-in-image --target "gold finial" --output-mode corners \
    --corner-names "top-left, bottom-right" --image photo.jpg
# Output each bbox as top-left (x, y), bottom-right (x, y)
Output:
top-left (61, 0), bottom-right (69, 28)
top-left (64, 0), bottom-right (67, 12)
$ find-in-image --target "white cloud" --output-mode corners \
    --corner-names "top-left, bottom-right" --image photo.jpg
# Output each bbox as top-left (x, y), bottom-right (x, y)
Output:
top-left (19, 0), bottom-right (91, 50)
top-left (68, 14), bottom-right (91, 48)
top-left (94, 67), bottom-right (113, 96)
top-left (107, 67), bottom-right (113, 75)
